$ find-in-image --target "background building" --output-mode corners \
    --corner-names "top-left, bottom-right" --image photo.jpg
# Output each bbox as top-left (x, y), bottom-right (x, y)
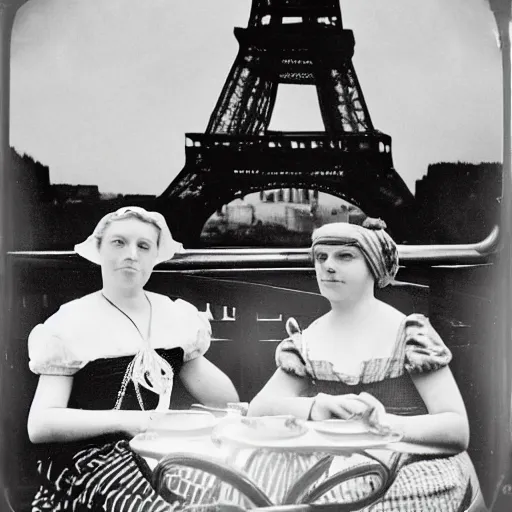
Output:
top-left (200, 188), bottom-right (365, 247)
top-left (414, 162), bottom-right (502, 243)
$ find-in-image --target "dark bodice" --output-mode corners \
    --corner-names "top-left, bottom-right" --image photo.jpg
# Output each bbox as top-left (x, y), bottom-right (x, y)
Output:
top-left (68, 347), bottom-right (185, 411)
top-left (36, 348), bottom-right (185, 465)
top-left (302, 373), bottom-right (428, 416)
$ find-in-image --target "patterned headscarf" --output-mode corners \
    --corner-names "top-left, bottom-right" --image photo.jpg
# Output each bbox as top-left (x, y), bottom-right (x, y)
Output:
top-left (311, 218), bottom-right (399, 288)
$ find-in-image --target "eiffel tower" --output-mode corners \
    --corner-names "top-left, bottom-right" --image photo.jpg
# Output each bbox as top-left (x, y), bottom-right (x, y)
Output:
top-left (158, 0), bottom-right (415, 246)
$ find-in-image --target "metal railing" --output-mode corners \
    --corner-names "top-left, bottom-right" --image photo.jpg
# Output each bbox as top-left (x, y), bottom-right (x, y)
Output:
top-left (7, 225), bottom-right (500, 269)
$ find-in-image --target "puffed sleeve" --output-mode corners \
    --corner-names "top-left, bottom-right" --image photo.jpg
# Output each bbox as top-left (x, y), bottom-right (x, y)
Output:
top-left (174, 299), bottom-right (212, 362)
top-left (403, 314), bottom-right (452, 374)
top-left (275, 318), bottom-right (309, 377)
top-left (28, 306), bottom-right (86, 376)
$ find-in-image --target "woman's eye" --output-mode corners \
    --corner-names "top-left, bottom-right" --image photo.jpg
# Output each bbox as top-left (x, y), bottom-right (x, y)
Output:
top-left (338, 253), bottom-right (353, 260)
top-left (316, 254), bottom-right (327, 262)
top-left (111, 239), bottom-right (124, 247)
top-left (138, 244), bottom-right (150, 251)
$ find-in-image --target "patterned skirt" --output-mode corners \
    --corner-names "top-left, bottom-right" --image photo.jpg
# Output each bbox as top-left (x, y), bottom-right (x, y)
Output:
top-left (32, 440), bottom-right (473, 512)
top-left (31, 440), bottom-right (179, 512)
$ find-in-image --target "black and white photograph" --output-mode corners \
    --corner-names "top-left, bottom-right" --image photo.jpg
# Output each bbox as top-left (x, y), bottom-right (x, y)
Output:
top-left (0, 0), bottom-right (511, 511)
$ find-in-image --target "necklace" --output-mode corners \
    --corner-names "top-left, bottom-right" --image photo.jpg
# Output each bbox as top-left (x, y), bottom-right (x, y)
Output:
top-left (101, 292), bottom-right (174, 411)
top-left (101, 292), bottom-right (152, 342)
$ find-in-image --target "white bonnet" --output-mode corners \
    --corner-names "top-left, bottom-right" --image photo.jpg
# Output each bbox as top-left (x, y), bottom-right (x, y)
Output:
top-left (74, 206), bottom-right (183, 265)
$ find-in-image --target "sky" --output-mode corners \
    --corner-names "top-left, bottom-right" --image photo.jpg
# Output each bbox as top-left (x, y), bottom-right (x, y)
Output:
top-left (9, 0), bottom-right (502, 195)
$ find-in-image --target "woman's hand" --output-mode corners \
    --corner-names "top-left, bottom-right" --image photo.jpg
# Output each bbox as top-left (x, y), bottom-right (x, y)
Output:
top-left (309, 392), bottom-right (369, 421)
top-left (354, 392), bottom-right (393, 435)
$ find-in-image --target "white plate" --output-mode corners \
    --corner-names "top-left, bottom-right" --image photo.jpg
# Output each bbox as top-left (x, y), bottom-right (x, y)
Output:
top-left (147, 410), bottom-right (217, 435)
top-left (215, 420), bottom-right (402, 452)
top-left (312, 419), bottom-right (370, 436)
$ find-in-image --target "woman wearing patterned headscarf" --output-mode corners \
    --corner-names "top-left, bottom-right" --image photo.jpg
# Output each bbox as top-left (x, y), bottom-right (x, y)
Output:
top-left (27, 207), bottom-right (239, 512)
top-left (243, 218), bottom-right (475, 511)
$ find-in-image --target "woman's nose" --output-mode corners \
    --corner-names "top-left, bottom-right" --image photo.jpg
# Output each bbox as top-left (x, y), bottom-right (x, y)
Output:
top-left (126, 243), bottom-right (139, 260)
top-left (322, 258), bottom-right (335, 273)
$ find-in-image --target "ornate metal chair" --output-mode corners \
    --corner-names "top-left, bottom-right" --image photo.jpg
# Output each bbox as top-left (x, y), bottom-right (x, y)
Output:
top-left (152, 450), bottom-right (488, 512)
top-left (153, 452), bottom-right (396, 511)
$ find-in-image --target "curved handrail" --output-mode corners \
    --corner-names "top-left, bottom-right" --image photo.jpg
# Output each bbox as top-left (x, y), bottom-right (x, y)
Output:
top-left (396, 225), bottom-right (499, 264)
top-left (7, 225), bottom-right (499, 268)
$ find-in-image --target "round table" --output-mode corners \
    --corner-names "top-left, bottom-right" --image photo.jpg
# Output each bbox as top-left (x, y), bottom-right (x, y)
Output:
top-left (130, 415), bottom-right (458, 511)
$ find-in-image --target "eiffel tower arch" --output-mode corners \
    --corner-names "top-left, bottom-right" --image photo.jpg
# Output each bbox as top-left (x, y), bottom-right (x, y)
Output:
top-left (158, 0), bottom-right (415, 246)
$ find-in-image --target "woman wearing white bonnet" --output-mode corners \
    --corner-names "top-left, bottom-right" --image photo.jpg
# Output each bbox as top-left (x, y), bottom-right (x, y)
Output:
top-left (27, 206), bottom-right (239, 511)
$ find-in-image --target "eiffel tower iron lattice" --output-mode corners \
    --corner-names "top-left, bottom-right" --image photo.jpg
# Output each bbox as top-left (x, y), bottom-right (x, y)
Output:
top-left (158, 0), bottom-right (415, 246)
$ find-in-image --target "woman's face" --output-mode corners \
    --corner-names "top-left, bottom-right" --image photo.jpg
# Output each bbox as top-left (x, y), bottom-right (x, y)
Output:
top-left (98, 217), bottom-right (159, 291)
top-left (313, 244), bottom-right (375, 303)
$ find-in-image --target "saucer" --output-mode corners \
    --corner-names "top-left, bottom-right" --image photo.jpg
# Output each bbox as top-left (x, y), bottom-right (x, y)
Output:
top-left (147, 410), bottom-right (217, 435)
